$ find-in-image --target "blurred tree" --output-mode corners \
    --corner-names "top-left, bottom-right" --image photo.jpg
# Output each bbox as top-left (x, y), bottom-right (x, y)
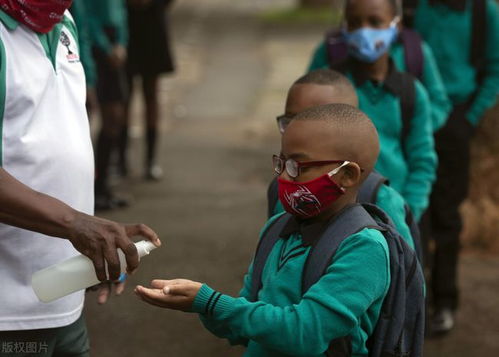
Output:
top-left (299, 0), bottom-right (342, 9)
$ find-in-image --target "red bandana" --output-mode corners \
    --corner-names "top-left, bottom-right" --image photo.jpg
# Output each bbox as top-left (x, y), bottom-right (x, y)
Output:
top-left (0, 0), bottom-right (72, 33)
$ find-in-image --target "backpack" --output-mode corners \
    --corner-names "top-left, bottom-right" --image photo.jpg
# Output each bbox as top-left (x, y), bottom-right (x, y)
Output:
top-left (403, 0), bottom-right (487, 77)
top-left (267, 172), bottom-right (423, 264)
top-left (250, 203), bottom-right (426, 357)
top-left (358, 171), bottom-right (423, 264)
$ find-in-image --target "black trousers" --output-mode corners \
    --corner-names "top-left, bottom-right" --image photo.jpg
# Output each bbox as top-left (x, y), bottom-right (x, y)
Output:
top-left (423, 103), bottom-right (475, 311)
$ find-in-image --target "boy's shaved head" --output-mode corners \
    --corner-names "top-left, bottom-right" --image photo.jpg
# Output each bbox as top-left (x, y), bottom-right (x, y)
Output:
top-left (285, 70), bottom-right (358, 119)
top-left (294, 69), bottom-right (356, 94)
top-left (285, 104), bottom-right (380, 180)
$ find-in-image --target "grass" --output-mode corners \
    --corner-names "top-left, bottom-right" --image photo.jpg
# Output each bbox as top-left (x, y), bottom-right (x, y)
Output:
top-left (260, 6), bottom-right (343, 26)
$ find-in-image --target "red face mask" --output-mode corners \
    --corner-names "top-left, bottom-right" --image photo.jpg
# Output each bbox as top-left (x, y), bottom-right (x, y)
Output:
top-left (278, 161), bottom-right (349, 219)
top-left (0, 0), bottom-right (72, 34)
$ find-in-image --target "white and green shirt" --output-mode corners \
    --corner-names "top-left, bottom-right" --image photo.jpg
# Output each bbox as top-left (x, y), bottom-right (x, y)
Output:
top-left (0, 11), bottom-right (94, 330)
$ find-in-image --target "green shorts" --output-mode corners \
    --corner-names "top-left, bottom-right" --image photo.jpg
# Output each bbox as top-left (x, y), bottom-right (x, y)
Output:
top-left (0, 314), bottom-right (89, 357)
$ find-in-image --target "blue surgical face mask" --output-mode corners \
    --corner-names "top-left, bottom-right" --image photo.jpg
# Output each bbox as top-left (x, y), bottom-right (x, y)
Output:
top-left (343, 18), bottom-right (399, 63)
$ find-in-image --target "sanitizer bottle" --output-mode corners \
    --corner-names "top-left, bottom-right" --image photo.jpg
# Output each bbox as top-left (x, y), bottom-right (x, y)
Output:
top-left (32, 240), bottom-right (158, 303)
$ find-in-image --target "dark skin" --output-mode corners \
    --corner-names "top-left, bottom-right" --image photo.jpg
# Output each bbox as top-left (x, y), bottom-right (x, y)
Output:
top-left (285, 83), bottom-right (358, 117)
top-left (345, 0), bottom-right (399, 82)
top-left (279, 120), bottom-right (363, 222)
top-left (134, 119), bottom-right (366, 310)
top-left (0, 168), bottom-right (161, 303)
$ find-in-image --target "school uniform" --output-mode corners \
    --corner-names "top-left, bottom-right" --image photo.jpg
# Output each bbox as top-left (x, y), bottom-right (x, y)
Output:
top-left (412, 0), bottom-right (499, 311)
top-left (194, 212), bottom-right (390, 357)
top-left (333, 61), bottom-right (437, 221)
top-left (0, 9), bottom-right (93, 354)
top-left (70, 0), bottom-right (97, 88)
top-left (308, 39), bottom-right (452, 131)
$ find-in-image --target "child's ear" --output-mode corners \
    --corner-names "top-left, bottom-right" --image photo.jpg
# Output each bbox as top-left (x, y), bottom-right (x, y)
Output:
top-left (338, 162), bottom-right (362, 189)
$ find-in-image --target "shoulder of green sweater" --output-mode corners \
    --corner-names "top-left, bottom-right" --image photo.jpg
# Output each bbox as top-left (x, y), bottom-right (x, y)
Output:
top-left (308, 40), bottom-right (329, 72)
top-left (486, 0), bottom-right (499, 32)
top-left (376, 184), bottom-right (404, 209)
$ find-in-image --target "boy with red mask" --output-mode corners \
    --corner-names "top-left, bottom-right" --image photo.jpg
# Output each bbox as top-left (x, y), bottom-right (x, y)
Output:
top-left (135, 104), bottom-right (392, 356)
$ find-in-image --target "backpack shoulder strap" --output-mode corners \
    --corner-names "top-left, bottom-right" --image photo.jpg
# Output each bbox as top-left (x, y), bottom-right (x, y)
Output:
top-left (302, 204), bottom-right (381, 294)
top-left (404, 203), bottom-right (424, 264)
top-left (357, 171), bottom-right (389, 204)
top-left (249, 213), bottom-right (292, 302)
top-left (392, 70), bottom-right (416, 151)
top-left (471, 0), bottom-right (487, 73)
top-left (399, 28), bottom-right (424, 80)
top-left (325, 29), bottom-right (349, 68)
top-left (267, 177), bottom-right (279, 219)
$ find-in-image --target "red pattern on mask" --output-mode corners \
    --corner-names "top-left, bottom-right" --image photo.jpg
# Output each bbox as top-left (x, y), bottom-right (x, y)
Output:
top-left (0, 0), bottom-right (72, 33)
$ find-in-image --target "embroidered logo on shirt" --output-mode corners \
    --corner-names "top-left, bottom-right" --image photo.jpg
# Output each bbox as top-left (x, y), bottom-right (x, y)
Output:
top-left (60, 31), bottom-right (80, 63)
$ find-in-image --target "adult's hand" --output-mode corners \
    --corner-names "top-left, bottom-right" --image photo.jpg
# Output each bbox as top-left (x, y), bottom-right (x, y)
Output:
top-left (68, 212), bottom-right (161, 282)
top-left (0, 168), bottom-right (161, 282)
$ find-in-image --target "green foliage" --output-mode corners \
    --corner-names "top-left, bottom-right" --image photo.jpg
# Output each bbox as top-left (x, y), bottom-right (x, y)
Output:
top-left (260, 6), bottom-right (342, 26)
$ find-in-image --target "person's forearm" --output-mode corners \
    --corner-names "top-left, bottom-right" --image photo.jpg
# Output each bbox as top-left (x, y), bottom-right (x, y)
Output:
top-left (0, 168), bottom-right (78, 239)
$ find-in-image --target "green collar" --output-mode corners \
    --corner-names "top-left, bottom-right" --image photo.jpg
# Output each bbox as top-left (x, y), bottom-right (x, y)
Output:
top-left (0, 10), bottom-right (19, 31)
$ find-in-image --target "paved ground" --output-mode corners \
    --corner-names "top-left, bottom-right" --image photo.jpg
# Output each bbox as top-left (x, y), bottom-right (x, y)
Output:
top-left (84, 1), bottom-right (499, 356)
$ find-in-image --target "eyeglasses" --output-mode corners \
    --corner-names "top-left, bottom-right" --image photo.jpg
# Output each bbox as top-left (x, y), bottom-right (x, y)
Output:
top-left (273, 155), bottom-right (349, 179)
top-left (276, 114), bottom-right (295, 134)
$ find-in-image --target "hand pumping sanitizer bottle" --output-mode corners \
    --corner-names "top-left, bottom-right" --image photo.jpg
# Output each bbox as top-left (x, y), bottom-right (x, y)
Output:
top-left (32, 240), bottom-right (158, 303)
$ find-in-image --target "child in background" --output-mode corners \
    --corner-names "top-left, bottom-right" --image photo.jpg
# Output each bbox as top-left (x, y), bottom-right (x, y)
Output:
top-left (87, 0), bottom-right (129, 210)
top-left (120, 0), bottom-right (176, 180)
top-left (409, 0), bottom-right (499, 334)
top-left (308, 0), bottom-right (437, 221)
top-left (309, 0), bottom-right (451, 132)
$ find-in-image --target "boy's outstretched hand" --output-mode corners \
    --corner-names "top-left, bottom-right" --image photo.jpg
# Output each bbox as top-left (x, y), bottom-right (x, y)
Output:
top-left (134, 279), bottom-right (202, 312)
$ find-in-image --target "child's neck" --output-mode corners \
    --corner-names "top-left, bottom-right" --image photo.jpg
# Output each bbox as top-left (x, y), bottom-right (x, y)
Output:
top-left (355, 54), bottom-right (390, 83)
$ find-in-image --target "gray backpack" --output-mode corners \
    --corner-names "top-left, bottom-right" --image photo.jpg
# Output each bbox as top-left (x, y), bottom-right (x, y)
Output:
top-left (250, 203), bottom-right (425, 357)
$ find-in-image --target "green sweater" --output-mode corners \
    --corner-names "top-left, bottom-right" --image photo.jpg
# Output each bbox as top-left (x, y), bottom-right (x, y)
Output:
top-left (308, 40), bottom-right (452, 131)
top-left (413, 0), bottom-right (499, 125)
top-left (272, 184), bottom-right (415, 250)
top-left (193, 213), bottom-right (390, 357)
top-left (86, 0), bottom-right (128, 53)
top-left (339, 65), bottom-right (436, 220)
top-left (70, 0), bottom-right (96, 87)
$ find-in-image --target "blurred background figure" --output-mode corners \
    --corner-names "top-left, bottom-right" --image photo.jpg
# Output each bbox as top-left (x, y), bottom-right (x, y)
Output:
top-left (120, 0), bottom-right (176, 181)
top-left (88, 0), bottom-right (130, 210)
top-left (403, 0), bottom-right (499, 335)
top-left (70, 0), bottom-right (98, 116)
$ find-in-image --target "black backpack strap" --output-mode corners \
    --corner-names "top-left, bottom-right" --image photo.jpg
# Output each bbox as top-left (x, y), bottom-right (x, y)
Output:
top-left (399, 28), bottom-right (424, 81)
top-left (267, 177), bottom-right (279, 219)
top-left (404, 204), bottom-right (424, 265)
top-left (357, 171), bottom-right (389, 204)
top-left (302, 204), bottom-right (381, 294)
top-left (249, 213), bottom-right (292, 302)
top-left (471, 0), bottom-right (487, 82)
top-left (397, 72), bottom-right (416, 153)
top-left (302, 205), bottom-right (382, 357)
top-left (325, 29), bottom-right (349, 68)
